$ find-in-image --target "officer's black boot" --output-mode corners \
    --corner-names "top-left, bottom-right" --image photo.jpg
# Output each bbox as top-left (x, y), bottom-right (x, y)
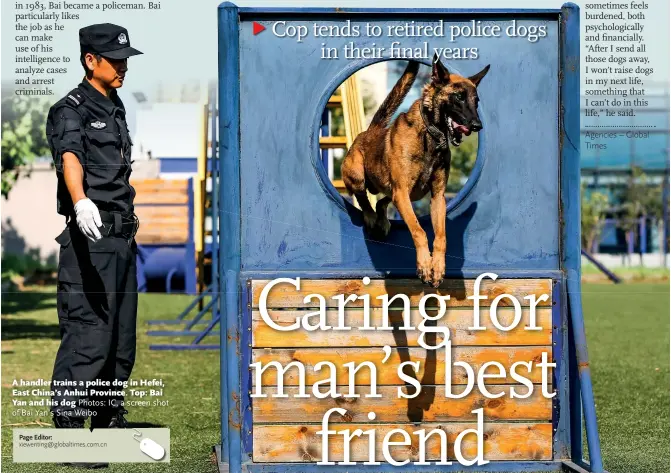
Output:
top-left (90, 407), bottom-right (129, 430)
top-left (108, 408), bottom-right (129, 428)
top-left (53, 414), bottom-right (109, 469)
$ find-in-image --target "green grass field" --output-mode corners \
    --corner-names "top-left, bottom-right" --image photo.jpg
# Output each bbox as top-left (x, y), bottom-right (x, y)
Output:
top-left (1, 282), bottom-right (669, 473)
top-left (582, 262), bottom-right (669, 282)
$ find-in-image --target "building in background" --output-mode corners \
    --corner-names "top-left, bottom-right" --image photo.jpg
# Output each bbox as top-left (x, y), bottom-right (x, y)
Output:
top-left (1, 79), bottom-right (211, 264)
top-left (581, 85), bottom-right (670, 255)
top-left (130, 79), bottom-right (211, 179)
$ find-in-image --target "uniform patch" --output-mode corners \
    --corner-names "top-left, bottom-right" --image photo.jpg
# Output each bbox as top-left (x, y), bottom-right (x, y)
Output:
top-left (118, 33), bottom-right (127, 44)
top-left (90, 121), bottom-right (107, 129)
top-left (65, 89), bottom-right (85, 107)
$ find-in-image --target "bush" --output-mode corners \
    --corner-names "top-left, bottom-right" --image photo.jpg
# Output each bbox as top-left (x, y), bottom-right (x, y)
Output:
top-left (1, 250), bottom-right (57, 278)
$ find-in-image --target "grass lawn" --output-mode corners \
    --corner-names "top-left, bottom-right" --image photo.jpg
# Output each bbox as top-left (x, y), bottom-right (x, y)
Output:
top-left (2, 289), bottom-right (220, 473)
top-left (582, 262), bottom-right (669, 283)
top-left (1, 282), bottom-right (669, 472)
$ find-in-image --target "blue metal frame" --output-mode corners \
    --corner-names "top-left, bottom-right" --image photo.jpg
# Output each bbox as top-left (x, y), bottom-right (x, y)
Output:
top-left (579, 250), bottom-right (621, 284)
top-left (552, 278), bottom-right (570, 460)
top-left (146, 284), bottom-right (214, 325)
top-left (240, 269), bottom-right (565, 280)
top-left (242, 463), bottom-right (570, 473)
top-left (240, 280), bottom-right (253, 460)
top-left (147, 88), bottom-right (222, 350)
top-left (217, 3), bottom-right (607, 473)
top-left (321, 109), bottom-right (330, 173)
top-left (219, 4), bottom-right (240, 471)
top-left (185, 177), bottom-right (197, 294)
top-left (559, 4), bottom-right (605, 472)
top-left (238, 7), bottom-right (562, 14)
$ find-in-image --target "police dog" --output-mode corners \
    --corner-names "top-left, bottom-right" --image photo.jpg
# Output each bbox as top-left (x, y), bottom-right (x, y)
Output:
top-left (341, 56), bottom-right (489, 287)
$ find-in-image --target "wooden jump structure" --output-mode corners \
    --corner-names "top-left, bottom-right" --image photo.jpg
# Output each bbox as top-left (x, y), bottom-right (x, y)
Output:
top-left (215, 3), bottom-right (608, 473)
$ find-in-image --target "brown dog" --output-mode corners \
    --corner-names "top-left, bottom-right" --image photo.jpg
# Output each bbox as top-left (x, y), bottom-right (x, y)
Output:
top-left (342, 56), bottom-right (489, 287)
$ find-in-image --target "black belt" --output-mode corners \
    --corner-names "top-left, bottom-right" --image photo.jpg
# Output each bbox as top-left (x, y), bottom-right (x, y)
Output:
top-left (98, 210), bottom-right (140, 239)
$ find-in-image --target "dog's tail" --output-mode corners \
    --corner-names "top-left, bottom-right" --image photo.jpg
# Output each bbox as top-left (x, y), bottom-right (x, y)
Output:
top-left (368, 61), bottom-right (420, 129)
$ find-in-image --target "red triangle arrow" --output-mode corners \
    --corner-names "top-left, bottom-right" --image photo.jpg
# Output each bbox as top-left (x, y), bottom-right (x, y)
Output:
top-left (253, 22), bottom-right (266, 35)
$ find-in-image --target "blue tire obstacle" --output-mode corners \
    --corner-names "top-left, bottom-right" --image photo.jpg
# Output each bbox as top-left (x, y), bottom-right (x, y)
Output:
top-left (214, 3), bottom-right (608, 473)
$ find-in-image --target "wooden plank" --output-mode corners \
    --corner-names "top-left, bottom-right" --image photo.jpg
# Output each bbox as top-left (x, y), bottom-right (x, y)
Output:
top-left (131, 178), bottom-right (190, 205)
top-left (136, 216), bottom-right (189, 226)
top-left (135, 227), bottom-right (188, 237)
top-left (327, 95), bottom-right (343, 105)
top-left (251, 346), bottom-right (552, 386)
top-left (251, 279), bottom-right (553, 309)
top-left (133, 191), bottom-right (189, 205)
top-left (136, 218), bottom-right (189, 229)
top-left (332, 179), bottom-right (347, 191)
top-left (341, 75), bottom-right (365, 149)
top-left (135, 237), bottom-right (187, 245)
top-left (130, 179), bottom-right (189, 190)
top-left (252, 307), bottom-right (551, 347)
top-left (134, 203), bottom-right (189, 244)
top-left (253, 385), bottom-right (551, 423)
top-left (135, 230), bottom-right (189, 245)
top-left (319, 136), bottom-right (348, 149)
top-left (134, 206), bottom-right (188, 219)
top-left (252, 423), bottom-right (552, 462)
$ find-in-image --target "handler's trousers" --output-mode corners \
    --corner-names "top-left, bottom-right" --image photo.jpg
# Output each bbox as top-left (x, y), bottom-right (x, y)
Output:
top-left (50, 223), bottom-right (138, 421)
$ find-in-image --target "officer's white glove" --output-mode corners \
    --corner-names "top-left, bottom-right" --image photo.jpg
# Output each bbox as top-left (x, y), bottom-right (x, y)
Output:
top-left (74, 198), bottom-right (103, 242)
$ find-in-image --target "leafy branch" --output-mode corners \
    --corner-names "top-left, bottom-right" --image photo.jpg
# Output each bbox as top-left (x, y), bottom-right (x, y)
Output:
top-left (1, 93), bottom-right (51, 199)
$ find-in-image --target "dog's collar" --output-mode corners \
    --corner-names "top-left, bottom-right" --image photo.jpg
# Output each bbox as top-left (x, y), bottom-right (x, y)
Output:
top-left (420, 105), bottom-right (448, 150)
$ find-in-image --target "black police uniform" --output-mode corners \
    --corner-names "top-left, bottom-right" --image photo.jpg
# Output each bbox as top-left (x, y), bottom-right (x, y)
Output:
top-left (46, 23), bottom-right (143, 430)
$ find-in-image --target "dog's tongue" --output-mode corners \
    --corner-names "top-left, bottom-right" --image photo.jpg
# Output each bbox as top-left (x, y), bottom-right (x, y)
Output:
top-left (453, 121), bottom-right (471, 136)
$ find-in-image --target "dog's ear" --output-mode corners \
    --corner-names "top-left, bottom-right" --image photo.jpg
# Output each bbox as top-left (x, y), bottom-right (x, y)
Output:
top-left (469, 64), bottom-right (490, 87)
top-left (431, 54), bottom-right (450, 84)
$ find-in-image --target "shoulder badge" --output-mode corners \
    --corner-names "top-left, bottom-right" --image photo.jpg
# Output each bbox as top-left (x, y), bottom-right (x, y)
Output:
top-left (65, 89), bottom-right (85, 107)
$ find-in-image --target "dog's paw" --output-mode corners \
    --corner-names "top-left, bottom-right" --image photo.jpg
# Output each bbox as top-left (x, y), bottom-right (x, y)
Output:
top-left (363, 212), bottom-right (377, 232)
top-left (430, 253), bottom-right (445, 288)
top-left (373, 217), bottom-right (391, 239)
top-left (364, 214), bottom-right (391, 241)
top-left (416, 250), bottom-right (433, 285)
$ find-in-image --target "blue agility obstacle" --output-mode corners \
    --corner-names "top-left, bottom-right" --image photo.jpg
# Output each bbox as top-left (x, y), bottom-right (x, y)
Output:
top-left (147, 87), bottom-right (221, 351)
top-left (215, 3), bottom-right (608, 473)
top-left (580, 249), bottom-right (622, 284)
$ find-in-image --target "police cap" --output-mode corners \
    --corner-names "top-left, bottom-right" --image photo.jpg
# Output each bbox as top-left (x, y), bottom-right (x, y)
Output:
top-left (79, 23), bottom-right (143, 60)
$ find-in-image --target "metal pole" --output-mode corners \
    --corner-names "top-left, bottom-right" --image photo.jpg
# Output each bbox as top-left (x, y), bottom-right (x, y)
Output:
top-left (561, 5), bottom-right (605, 471)
top-left (211, 35), bottom-right (227, 464)
top-left (219, 4), bottom-right (241, 472)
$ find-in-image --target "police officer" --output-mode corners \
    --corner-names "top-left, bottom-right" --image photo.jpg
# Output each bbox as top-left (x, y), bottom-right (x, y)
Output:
top-left (46, 23), bottom-right (143, 447)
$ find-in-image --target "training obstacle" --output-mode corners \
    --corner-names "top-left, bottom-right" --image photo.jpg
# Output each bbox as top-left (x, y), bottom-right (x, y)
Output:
top-left (147, 87), bottom-right (221, 350)
top-left (133, 178), bottom-right (197, 294)
top-left (215, 3), bottom-right (608, 473)
top-left (580, 249), bottom-right (622, 284)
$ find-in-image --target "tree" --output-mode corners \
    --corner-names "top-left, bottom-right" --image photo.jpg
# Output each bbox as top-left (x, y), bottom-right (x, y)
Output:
top-left (616, 166), bottom-right (664, 261)
top-left (1, 92), bottom-right (51, 199)
top-left (580, 182), bottom-right (610, 252)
